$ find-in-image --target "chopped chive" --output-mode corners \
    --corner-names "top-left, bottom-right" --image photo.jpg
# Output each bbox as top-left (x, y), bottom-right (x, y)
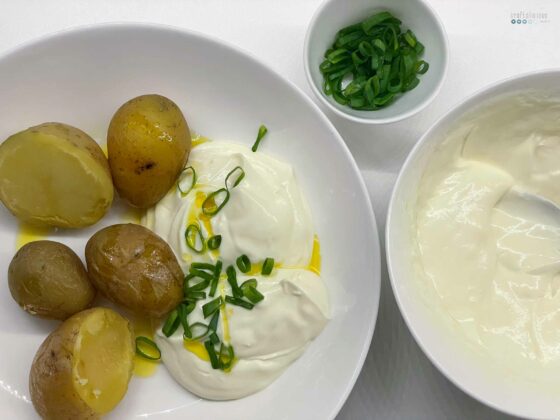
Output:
top-left (416, 60), bottom-right (429, 74)
top-left (209, 309), bottom-right (220, 332)
top-left (362, 11), bottom-right (393, 34)
top-left (226, 265), bottom-right (243, 298)
top-left (135, 336), bottom-right (161, 361)
top-left (177, 166), bottom-right (197, 197)
top-left (210, 260), bottom-right (222, 297)
top-left (202, 297), bottom-right (222, 318)
top-left (207, 235), bottom-right (222, 250)
top-left (244, 286), bottom-right (264, 304)
top-left (225, 295), bottom-right (254, 310)
top-left (209, 332), bottom-right (220, 345)
top-left (185, 223), bottom-right (205, 253)
top-left (188, 268), bottom-right (214, 281)
top-left (184, 322), bottom-right (210, 341)
top-left (358, 40), bottom-right (374, 57)
top-left (187, 278), bottom-right (210, 292)
top-left (204, 340), bottom-right (220, 369)
top-left (240, 278), bottom-right (257, 290)
top-left (251, 125), bottom-right (268, 152)
top-left (319, 11), bottom-right (428, 111)
top-left (202, 188), bottom-right (230, 216)
top-left (225, 166), bottom-right (245, 189)
top-left (219, 343), bottom-right (235, 371)
top-left (183, 272), bottom-right (199, 287)
top-left (403, 30), bottom-right (417, 47)
top-left (184, 291), bottom-right (206, 301)
top-left (236, 254), bottom-right (251, 273)
top-left (404, 77), bottom-right (420, 91)
top-left (372, 38), bottom-right (386, 53)
top-left (162, 309), bottom-right (180, 337)
top-left (190, 262), bottom-right (215, 271)
top-left (184, 302), bottom-right (196, 315)
top-left (178, 303), bottom-right (192, 339)
top-left (262, 258), bottom-right (275, 275)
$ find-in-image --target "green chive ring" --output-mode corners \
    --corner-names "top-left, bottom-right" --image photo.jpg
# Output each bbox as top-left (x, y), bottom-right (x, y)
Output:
top-left (207, 235), bottom-right (222, 250)
top-left (183, 322), bottom-right (210, 341)
top-left (177, 166), bottom-right (197, 196)
top-left (261, 257), bottom-right (275, 275)
top-left (225, 166), bottom-right (245, 189)
top-left (185, 223), bottom-right (205, 253)
top-left (202, 188), bottom-right (230, 216)
top-left (236, 254), bottom-right (251, 273)
top-left (135, 336), bottom-right (161, 361)
top-left (162, 309), bottom-right (180, 337)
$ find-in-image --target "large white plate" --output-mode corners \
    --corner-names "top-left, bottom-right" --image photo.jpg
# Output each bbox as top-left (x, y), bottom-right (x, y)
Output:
top-left (0, 23), bottom-right (380, 419)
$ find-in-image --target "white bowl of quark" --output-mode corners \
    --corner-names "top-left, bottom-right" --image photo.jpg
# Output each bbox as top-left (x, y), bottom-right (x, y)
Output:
top-left (0, 23), bottom-right (381, 420)
top-left (387, 69), bottom-right (560, 419)
top-left (304, 0), bottom-right (449, 124)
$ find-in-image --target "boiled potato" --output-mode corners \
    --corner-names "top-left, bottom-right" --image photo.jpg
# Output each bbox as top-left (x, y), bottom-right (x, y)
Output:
top-left (85, 223), bottom-right (183, 317)
top-left (8, 240), bottom-right (95, 320)
top-left (108, 94), bottom-right (191, 208)
top-left (29, 307), bottom-right (134, 420)
top-left (0, 122), bottom-right (113, 228)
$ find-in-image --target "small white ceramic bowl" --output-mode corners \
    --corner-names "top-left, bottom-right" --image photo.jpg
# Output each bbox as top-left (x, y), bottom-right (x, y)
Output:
top-left (304, 0), bottom-right (449, 124)
top-left (387, 69), bottom-right (560, 419)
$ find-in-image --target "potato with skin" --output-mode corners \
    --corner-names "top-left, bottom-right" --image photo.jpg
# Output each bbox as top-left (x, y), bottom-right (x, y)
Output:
top-left (0, 122), bottom-right (113, 228)
top-left (108, 94), bottom-right (191, 208)
top-left (8, 240), bottom-right (95, 320)
top-left (85, 223), bottom-right (183, 317)
top-left (29, 307), bottom-right (134, 420)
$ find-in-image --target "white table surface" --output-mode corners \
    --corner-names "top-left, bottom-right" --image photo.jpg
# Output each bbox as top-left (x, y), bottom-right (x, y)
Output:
top-left (2, 0), bottom-right (558, 418)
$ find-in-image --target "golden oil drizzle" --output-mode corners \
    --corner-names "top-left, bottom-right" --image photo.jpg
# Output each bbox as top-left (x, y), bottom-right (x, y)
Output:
top-left (220, 281), bottom-right (232, 343)
top-left (131, 316), bottom-right (159, 377)
top-left (264, 235), bottom-right (321, 275)
top-left (307, 235), bottom-right (321, 275)
top-left (15, 223), bottom-right (52, 249)
top-left (183, 340), bottom-right (210, 361)
top-left (191, 135), bottom-right (210, 148)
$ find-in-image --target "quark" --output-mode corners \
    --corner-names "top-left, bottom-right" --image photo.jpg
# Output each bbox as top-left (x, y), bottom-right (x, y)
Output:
top-left (414, 93), bottom-right (560, 368)
top-left (144, 141), bottom-right (329, 399)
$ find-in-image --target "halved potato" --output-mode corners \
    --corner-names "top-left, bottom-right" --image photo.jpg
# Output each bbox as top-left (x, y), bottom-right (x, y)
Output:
top-left (0, 122), bottom-right (113, 228)
top-left (29, 307), bottom-right (134, 420)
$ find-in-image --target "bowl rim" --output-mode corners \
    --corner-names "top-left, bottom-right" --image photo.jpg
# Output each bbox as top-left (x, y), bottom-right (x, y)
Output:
top-left (303, 0), bottom-right (450, 124)
top-left (0, 21), bottom-right (382, 420)
top-left (386, 68), bottom-right (560, 419)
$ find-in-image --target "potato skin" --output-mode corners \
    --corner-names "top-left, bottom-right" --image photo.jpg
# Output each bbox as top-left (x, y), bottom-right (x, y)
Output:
top-left (108, 94), bottom-right (191, 208)
top-left (8, 240), bottom-right (95, 320)
top-left (85, 223), bottom-right (183, 317)
top-left (0, 122), bottom-right (113, 227)
top-left (29, 308), bottom-right (134, 420)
